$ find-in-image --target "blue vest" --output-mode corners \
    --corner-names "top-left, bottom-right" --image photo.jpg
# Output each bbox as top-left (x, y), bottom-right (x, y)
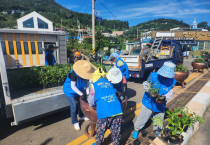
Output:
top-left (116, 51), bottom-right (121, 55)
top-left (116, 57), bottom-right (130, 79)
top-left (63, 70), bottom-right (87, 97)
top-left (93, 78), bottom-right (122, 119)
top-left (45, 51), bottom-right (56, 65)
top-left (142, 72), bottom-right (176, 112)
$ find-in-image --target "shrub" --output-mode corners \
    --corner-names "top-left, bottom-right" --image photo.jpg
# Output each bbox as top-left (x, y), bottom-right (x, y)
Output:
top-left (192, 58), bottom-right (205, 63)
top-left (175, 64), bottom-right (189, 72)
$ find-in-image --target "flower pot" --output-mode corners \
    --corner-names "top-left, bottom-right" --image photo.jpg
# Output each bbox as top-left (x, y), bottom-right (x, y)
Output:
top-left (191, 62), bottom-right (207, 73)
top-left (174, 71), bottom-right (189, 87)
top-left (155, 96), bottom-right (165, 104)
top-left (169, 134), bottom-right (183, 144)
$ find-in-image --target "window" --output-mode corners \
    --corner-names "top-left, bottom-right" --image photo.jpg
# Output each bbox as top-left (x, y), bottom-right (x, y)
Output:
top-left (1, 41), bottom-right (6, 55)
top-left (8, 42), bottom-right (14, 54)
top-left (198, 41), bottom-right (205, 50)
top-left (38, 42), bottom-right (43, 54)
top-left (16, 42), bottom-right (22, 54)
top-left (23, 17), bottom-right (34, 28)
top-left (37, 18), bottom-right (48, 29)
top-left (31, 42), bottom-right (36, 54)
top-left (24, 42), bottom-right (29, 54)
top-left (206, 41), bottom-right (210, 50)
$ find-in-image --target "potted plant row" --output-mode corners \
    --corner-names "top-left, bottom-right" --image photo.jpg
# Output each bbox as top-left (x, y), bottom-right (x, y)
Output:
top-left (174, 64), bottom-right (189, 87)
top-left (192, 58), bottom-right (207, 73)
top-left (152, 107), bottom-right (204, 144)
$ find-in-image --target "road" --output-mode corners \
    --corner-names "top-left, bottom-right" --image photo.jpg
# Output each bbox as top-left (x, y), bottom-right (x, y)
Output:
top-left (0, 58), bottom-right (194, 145)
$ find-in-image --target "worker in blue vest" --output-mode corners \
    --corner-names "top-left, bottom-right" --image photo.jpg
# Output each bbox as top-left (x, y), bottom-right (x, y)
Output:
top-left (88, 67), bottom-right (123, 145)
top-left (109, 53), bottom-right (130, 95)
top-left (63, 60), bottom-right (96, 131)
top-left (116, 48), bottom-right (121, 55)
top-left (132, 61), bottom-right (177, 139)
top-left (45, 45), bottom-right (57, 66)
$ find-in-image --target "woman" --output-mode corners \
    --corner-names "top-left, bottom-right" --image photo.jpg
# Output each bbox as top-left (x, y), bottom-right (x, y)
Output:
top-left (88, 67), bottom-right (123, 145)
top-left (63, 60), bottom-right (96, 130)
top-left (132, 61), bottom-right (177, 139)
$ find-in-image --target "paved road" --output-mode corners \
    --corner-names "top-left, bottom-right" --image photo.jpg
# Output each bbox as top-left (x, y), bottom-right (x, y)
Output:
top-left (0, 58), bottom-right (193, 145)
top-left (188, 106), bottom-right (210, 145)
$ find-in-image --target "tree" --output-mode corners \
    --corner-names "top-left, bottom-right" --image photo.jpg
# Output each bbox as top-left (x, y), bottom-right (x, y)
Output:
top-left (198, 22), bottom-right (208, 29)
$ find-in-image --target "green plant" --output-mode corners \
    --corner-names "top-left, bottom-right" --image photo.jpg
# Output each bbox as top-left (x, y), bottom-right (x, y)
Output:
top-left (166, 107), bottom-right (204, 136)
top-left (152, 116), bottom-right (164, 134)
top-left (175, 64), bottom-right (189, 72)
top-left (193, 58), bottom-right (205, 63)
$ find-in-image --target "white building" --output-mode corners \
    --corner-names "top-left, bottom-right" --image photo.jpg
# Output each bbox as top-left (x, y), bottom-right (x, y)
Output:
top-left (17, 11), bottom-right (53, 31)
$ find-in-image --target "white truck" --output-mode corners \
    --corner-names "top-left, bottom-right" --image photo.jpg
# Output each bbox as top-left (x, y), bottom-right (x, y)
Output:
top-left (0, 29), bottom-right (68, 125)
top-left (120, 38), bottom-right (184, 78)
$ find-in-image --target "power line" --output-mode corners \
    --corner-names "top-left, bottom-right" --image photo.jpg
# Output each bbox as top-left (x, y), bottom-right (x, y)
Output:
top-left (98, 0), bottom-right (120, 21)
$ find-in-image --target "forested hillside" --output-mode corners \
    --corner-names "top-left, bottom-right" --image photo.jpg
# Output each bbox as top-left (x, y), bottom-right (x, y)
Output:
top-left (0, 0), bottom-right (129, 30)
top-left (125, 18), bottom-right (190, 40)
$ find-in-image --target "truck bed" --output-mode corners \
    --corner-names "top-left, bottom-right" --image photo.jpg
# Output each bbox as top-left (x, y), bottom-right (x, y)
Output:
top-left (11, 86), bottom-right (64, 104)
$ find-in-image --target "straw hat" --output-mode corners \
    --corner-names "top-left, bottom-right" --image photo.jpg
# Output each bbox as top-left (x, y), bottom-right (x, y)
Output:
top-left (157, 61), bottom-right (176, 78)
top-left (106, 67), bottom-right (122, 84)
top-left (73, 60), bottom-right (97, 80)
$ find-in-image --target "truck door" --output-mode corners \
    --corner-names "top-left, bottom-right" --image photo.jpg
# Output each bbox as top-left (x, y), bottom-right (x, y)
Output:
top-left (0, 42), bottom-right (13, 119)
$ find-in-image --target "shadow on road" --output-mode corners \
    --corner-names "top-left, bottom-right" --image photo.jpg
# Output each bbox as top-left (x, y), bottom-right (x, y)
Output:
top-left (40, 138), bottom-right (53, 145)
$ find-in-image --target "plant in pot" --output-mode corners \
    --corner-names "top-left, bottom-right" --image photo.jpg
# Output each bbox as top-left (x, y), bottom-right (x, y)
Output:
top-left (144, 81), bottom-right (165, 104)
top-left (174, 64), bottom-right (189, 87)
top-left (166, 107), bottom-right (204, 144)
top-left (152, 116), bottom-right (170, 142)
top-left (192, 58), bottom-right (207, 72)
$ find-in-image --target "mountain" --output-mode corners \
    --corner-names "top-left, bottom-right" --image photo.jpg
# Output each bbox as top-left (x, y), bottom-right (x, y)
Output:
top-left (125, 18), bottom-right (190, 40)
top-left (0, 0), bottom-right (129, 31)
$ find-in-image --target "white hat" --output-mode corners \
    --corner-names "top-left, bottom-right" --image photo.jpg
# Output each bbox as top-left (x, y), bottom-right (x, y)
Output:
top-left (106, 67), bottom-right (122, 84)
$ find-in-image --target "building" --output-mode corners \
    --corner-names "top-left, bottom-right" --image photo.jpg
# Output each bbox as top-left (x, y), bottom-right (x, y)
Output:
top-left (112, 31), bottom-right (123, 37)
top-left (17, 11), bottom-right (53, 31)
top-left (0, 11), bottom-right (66, 68)
top-left (151, 31), bottom-right (210, 51)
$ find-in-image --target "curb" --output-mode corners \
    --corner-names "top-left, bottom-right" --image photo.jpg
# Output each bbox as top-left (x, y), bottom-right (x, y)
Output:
top-left (152, 80), bottom-right (210, 145)
top-left (181, 80), bottom-right (210, 145)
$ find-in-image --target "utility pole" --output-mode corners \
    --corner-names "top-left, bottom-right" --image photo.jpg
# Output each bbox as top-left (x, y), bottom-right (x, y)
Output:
top-left (137, 28), bottom-right (139, 40)
top-left (92, 0), bottom-right (96, 53)
top-left (61, 19), bottom-right (63, 29)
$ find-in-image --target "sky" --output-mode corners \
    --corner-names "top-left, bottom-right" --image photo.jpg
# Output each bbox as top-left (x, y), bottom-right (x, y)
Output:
top-left (55, 0), bottom-right (210, 27)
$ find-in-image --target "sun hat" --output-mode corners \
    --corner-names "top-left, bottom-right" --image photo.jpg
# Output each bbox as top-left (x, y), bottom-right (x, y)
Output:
top-left (157, 61), bottom-right (176, 78)
top-left (109, 53), bottom-right (119, 61)
top-left (106, 67), bottom-right (122, 84)
top-left (73, 60), bottom-right (97, 80)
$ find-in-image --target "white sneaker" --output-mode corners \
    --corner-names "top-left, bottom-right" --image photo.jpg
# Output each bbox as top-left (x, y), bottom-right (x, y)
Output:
top-left (79, 116), bottom-right (89, 121)
top-left (73, 123), bottom-right (80, 131)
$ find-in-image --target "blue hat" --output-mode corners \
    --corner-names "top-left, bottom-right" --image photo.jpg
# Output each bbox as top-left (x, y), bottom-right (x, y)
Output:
top-left (109, 53), bottom-right (119, 61)
top-left (157, 61), bottom-right (176, 78)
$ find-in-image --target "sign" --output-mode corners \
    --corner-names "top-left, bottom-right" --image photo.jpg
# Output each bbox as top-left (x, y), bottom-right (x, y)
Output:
top-left (164, 37), bottom-right (195, 40)
top-left (96, 16), bottom-right (102, 21)
top-left (145, 63), bottom-right (153, 68)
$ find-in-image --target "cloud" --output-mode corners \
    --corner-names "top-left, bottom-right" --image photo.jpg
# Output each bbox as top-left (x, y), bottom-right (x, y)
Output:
top-left (107, 0), bottom-right (210, 20)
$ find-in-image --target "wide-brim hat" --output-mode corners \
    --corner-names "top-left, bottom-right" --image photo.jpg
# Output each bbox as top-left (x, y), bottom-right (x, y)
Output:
top-left (106, 67), bottom-right (122, 84)
top-left (46, 45), bottom-right (58, 51)
top-left (157, 61), bottom-right (176, 78)
top-left (73, 60), bottom-right (97, 80)
top-left (109, 53), bottom-right (119, 61)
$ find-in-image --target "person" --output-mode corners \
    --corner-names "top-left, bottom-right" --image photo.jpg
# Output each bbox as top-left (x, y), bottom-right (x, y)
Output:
top-left (109, 53), bottom-right (130, 94)
top-left (74, 51), bottom-right (82, 62)
top-left (63, 60), bottom-right (97, 131)
top-left (132, 61), bottom-right (177, 139)
top-left (45, 45), bottom-right (57, 66)
top-left (116, 48), bottom-right (121, 55)
top-left (88, 67), bottom-right (123, 145)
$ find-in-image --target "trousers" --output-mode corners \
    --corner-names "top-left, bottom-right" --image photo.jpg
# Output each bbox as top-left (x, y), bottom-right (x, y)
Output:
top-left (134, 104), bottom-right (165, 132)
